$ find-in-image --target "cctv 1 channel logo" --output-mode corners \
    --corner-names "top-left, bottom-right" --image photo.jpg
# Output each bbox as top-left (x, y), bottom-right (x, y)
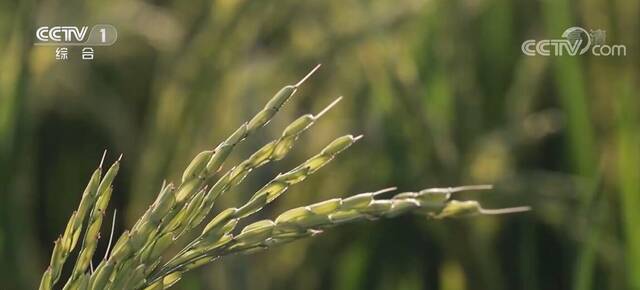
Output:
top-left (34, 24), bottom-right (117, 61)
top-left (35, 25), bottom-right (117, 46)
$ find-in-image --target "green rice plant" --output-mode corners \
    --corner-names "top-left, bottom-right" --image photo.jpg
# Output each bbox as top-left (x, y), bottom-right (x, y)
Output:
top-left (39, 66), bottom-right (528, 290)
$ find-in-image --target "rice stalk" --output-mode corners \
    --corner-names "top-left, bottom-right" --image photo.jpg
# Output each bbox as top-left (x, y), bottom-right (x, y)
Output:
top-left (144, 185), bottom-right (529, 288)
top-left (179, 96), bottom-right (344, 235)
top-left (39, 152), bottom-right (108, 290)
top-left (63, 157), bottom-right (120, 288)
top-left (39, 66), bottom-right (528, 290)
top-left (89, 65), bottom-right (323, 286)
top-left (153, 133), bottom-right (362, 278)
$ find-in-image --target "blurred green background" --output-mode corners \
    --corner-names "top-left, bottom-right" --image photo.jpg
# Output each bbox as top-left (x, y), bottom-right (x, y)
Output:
top-left (1, 0), bottom-right (638, 289)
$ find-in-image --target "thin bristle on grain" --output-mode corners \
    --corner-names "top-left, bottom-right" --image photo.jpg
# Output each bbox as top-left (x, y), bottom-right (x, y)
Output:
top-left (372, 186), bottom-right (398, 196)
top-left (104, 209), bottom-right (117, 261)
top-left (479, 206), bottom-right (532, 215)
top-left (99, 150), bottom-right (107, 169)
top-left (315, 96), bottom-right (342, 118)
top-left (294, 64), bottom-right (321, 87)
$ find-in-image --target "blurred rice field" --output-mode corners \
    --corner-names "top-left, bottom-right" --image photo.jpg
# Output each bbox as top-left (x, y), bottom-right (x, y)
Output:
top-left (0, 0), bottom-right (638, 289)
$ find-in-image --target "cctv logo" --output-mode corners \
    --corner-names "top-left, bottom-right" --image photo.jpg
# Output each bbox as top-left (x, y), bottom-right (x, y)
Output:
top-left (521, 26), bottom-right (626, 57)
top-left (35, 24), bottom-right (117, 47)
top-left (36, 26), bottom-right (88, 42)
